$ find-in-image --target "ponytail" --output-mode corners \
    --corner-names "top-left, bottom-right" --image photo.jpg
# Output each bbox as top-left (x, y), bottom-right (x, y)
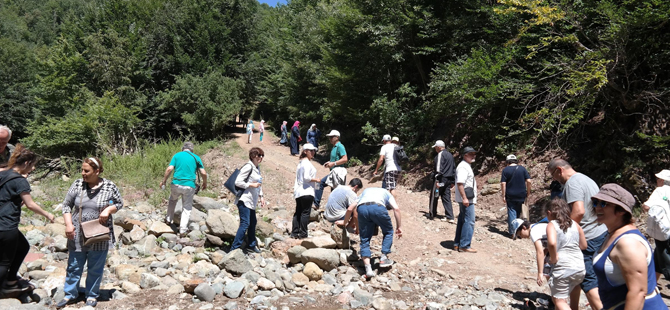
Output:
top-left (7, 144), bottom-right (38, 169)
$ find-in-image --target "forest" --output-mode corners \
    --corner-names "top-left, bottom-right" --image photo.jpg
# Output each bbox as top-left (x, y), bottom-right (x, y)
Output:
top-left (1, 0), bottom-right (669, 196)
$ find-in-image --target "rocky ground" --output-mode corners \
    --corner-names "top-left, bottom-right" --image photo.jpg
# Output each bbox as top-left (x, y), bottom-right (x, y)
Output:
top-left (2, 129), bottom-right (670, 310)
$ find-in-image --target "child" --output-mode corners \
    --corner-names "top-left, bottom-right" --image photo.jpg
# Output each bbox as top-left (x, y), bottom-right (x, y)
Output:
top-left (546, 198), bottom-right (587, 310)
top-left (512, 218), bottom-right (550, 287)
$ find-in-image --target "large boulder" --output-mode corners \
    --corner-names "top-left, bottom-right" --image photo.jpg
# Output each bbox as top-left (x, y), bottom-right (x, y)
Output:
top-left (148, 221), bottom-right (174, 236)
top-left (133, 235), bottom-right (157, 256)
top-left (301, 235), bottom-right (337, 249)
top-left (300, 248), bottom-right (340, 271)
top-left (206, 209), bottom-right (238, 239)
top-left (134, 201), bottom-right (155, 213)
top-left (218, 249), bottom-right (252, 275)
top-left (173, 200), bottom-right (207, 225)
top-left (480, 183), bottom-right (501, 196)
top-left (287, 246), bottom-right (307, 264)
top-left (256, 221), bottom-right (275, 239)
top-left (44, 223), bottom-right (66, 237)
top-left (302, 262), bottom-right (323, 281)
top-left (193, 196), bottom-right (228, 212)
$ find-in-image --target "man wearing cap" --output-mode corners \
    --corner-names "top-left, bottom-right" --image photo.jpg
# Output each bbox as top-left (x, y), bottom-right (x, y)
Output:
top-left (430, 140), bottom-right (455, 222)
top-left (0, 125), bottom-right (14, 167)
top-left (374, 135), bottom-right (401, 197)
top-left (642, 169), bottom-right (670, 282)
top-left (314, 130), bottom-right (348, 208)
top-left (547, 158), bottom-right (605, 310)
top-left (160, 142), bottom-right (208, 236)
top-left (501, 154), bottom-right (532, 235)
top-left (344, 187), bottom-right (402, 278)
top-left (454, 146), bottom-right (478, 253)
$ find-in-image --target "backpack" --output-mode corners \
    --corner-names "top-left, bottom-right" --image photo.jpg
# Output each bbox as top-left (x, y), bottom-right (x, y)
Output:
top-left (393, 145), bottom-right (409, 163)
top-left (647, 191), bottom-right (670, 241)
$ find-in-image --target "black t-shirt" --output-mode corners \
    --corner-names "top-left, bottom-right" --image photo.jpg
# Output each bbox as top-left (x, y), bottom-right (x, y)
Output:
top-left (0, 170), bottom-right (31, 231)
top-left (501, 165), bottom-right (531, 201)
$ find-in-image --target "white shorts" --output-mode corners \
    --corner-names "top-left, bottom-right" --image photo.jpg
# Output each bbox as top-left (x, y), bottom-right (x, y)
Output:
top-left (549, 269), bottom-right (585, 299)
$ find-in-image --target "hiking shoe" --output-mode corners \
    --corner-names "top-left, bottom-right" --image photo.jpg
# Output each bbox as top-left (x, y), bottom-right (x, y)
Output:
top-left (379, 257), bottom-right (394, 268)
top-left (364, 269), bottom-right (375, 279)
top-left (440, 218), bottom-right (447, 222)
top-left (85, 298), bottom-right (98, 307)
top-left (246, 246), bottom-right (262, 254)
top-left (1, 281), bottom-right (33, 295)
top-left (56, 298), bottom-right (77, 309)
top-left (448, 219), bottom-right (455, 224)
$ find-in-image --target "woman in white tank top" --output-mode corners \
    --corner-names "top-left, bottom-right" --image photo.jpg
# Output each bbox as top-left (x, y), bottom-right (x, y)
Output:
top-left (546, 198), bottom-right (587, 310)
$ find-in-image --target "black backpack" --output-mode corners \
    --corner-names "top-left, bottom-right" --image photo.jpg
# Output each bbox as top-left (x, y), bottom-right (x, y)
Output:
top-left (393, 145), bottom-right (409, 163)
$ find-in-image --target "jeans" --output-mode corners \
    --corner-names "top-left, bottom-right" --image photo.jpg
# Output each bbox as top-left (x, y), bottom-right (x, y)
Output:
top-left (581, 231), bottom-right (607, 292)
top-left (358, 204), bottom-right (394, 258)
top-left (231, 201), bottom-right (257, 250)
top-left (0, 229), bottom-right (29, 286)
top-left (506, 200), bottom-right (524, 234)
top-left (454, 203), bottom-right (475, 249)
top-left (64, 250), bottom-right (108, 300)
top-left (166, 184), bottom-right (196, 234)
top-left (292, 196), bottom-right (313, 238)
top-left (313, 175), bottom-right (329, 208)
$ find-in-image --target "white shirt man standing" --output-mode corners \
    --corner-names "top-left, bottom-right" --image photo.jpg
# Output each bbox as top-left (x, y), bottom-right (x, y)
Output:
top-left (454, 146), bottom-right (477, 253)
top-left (373, 134), bottom-right (401, 197)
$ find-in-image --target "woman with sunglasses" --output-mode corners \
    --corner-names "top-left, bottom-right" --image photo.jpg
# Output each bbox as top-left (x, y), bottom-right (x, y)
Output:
top-left (291, 143), bottom-right (320, 239)
top-left (231, 147), bottom-right (265, 253)
top-left (591, 184), bottom-right (665, 310)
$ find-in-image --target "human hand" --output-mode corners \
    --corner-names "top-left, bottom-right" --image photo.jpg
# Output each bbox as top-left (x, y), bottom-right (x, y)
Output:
top-left (248, 182), bottom-right (261, 188)
top-left (396, 227), bottom-right (403, 238)
top-left (260, 197), bottom-right (266, 208)
top-left (65, 224), bottom-right (75, 240)
top-left (435, 182), bottom-right (440, 188)
top-left (502, 197), bottom-right (506, 204)
top-left (536, 273), bottom-right (544, 286)
top-left (159, 181), bottom-right (165, 189)
top-left (201, 182), bottom-right (207, 190)
top-left (46, 213), bottom-right (55, 223)
top-left (450, 183), bottom-right (455, 189)
top-left (99, 209), bottom-right (110, 225)
top-left (462, 198), bottom-right (469, 205)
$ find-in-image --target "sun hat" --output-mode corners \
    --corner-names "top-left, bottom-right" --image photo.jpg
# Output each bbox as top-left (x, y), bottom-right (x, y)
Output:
top-left (326, 130), bottom-right (340, 137)
top-left (511, 218), bottom-right (525, 240)
top-left (431, 140), bottom-right (445, 148)
top-left (392, 136), bottom-right (399, 142)
top-left (462, 146), bottom-right (477, 155)
top-left (506, 154), bottom-right (517, 161)
top-left (382, 134), bottom-right (391, 142)
top-left (302, 143), bottom-right (318, 151)
top-left (656, 170), bottom-right (670, 182)
top-left (591, 183), bottom-right (636, 214)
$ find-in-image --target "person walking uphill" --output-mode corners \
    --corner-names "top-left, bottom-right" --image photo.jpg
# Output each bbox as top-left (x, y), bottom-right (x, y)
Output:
top-left (290, 121), bottom-right (301, 155)
top-left (0, 145), bottom-right (55, 298)
top-left (454, 147), bottom-right (477, 253)
top-left (591, 184), bottom-right (666, 310)
top-left (58, 157), bottom-right (123, 308)
top-left (259, 120), bottom-right (265, 142)
top-left (160, 142), bottom-right (208, 237)
top-left (501, 154), bottom-right (531, 235)
top-left (307, 124), bottom-right (321, 147)
top-left (292, 143), bottom-right (320, 239)
top-left (0, 125), bottom-right (14, 167)
top-left (247, 120), bottom-right (254, 144)
top-left (231, 147), bottom-right (265, 253)
top-left (349, 187), bottom-right (403, 279)
top-left (314, 130), bottom-right (348, 208)
top-left (279, 121), bottom-right (288, 145)
top-left (430, 140), bottom-right (455, 222)
top-left (374, 135), bottom-right (401, 198)
top-left (548, 158), bottom-right (606, 310)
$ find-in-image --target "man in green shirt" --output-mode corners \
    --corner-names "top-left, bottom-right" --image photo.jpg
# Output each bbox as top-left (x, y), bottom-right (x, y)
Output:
top-left (160, 142), bottom-right (208, 236)
top-left (314, 130), bottom-right (348, 208)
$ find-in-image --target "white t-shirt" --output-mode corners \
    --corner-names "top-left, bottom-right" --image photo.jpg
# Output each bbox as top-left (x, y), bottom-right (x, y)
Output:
top-left (379, 143), bottom-right (400, 173)
top-left (357, 188), bottom-right (399, 210)
top-left (454, 161), bottom-right (476, 203)
top-left (530, 223), bottom-right (548, 248)
top-left (294, 158), bottom-right (316, 199)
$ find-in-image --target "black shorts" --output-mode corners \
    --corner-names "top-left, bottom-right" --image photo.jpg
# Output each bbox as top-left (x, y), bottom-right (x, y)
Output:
top-left (654, 239), bottom-right (670, 278)
top-left (383, 171), bottom-right (400, 190)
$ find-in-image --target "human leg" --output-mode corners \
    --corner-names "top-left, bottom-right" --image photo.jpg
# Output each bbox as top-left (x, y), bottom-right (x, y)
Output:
top-left (581, 232), bottom-right (606, 310)
top-left (63, 251), bottom-right (88, 300)
top-left (84, 250), bottom-right (108, 299)
top-left (357, 205), bottom-right (375, 259)
top-left (454, 203), bottom-right (466, 248)
top-left (166, 184), bottom-right (182, 223)
top-left (439, 185), bottom-right (453, 220)
top-left (506, 200), bottom-right (523, 234)
top-left (179, 185), bottom-right (196, 234)
top-left (291, 198), bottom-right (303, 237)
top-left (299, 196), bottom-right (313, 237)
top-left (458, 203), bottom-right (476, 250)
top-left (231, 201), bottom-right (251, 250)
top-left (313, 175), bottom-right (329, 208)
top-left (369, 207), bottom-right (394, 255)
top-left (653, 239), bottom-right (670, 281)
top-left (0, 229), bottom-right (24, 288)
top-left (246, 209), bottom-right (258, 248)
top-left (260, 132), bottom-right (263, 142)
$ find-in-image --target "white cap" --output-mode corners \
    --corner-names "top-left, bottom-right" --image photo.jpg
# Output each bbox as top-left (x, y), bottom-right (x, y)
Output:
top-left (511, 218), bottom-right (525, 240)
top-left (382, 134), bottom-right (391, 141)
top-left (326, 130), bottom-right (340, 137)
top-left (656, 170), bottom-right (670, 181)
top-left (391, 136), bottom-right (399, 142)
top-left (302, 143), bottom-right (318, 151)
top-left (431, 140), bottom-right (445, 148)
top-left (506, 154), bottom-right (517, 161)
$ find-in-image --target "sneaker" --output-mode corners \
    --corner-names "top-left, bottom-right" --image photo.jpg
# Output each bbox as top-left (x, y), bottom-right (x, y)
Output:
top-left (56, 298), bottom-right (77, 309)
top-left (448, 219), bottom-right (455, 224)
top-left (364, 269), bottom-right (375, 279)
top-left (246, 246), bottom-right (262, 253)
top-left (85, 298), bottom-right (98, 307)
top-left (440, 218), bottom-right (447, 222)
top-left (379, 257), bottom-right (394, 268)
top-left (1, 281), bottom-right (32, 295)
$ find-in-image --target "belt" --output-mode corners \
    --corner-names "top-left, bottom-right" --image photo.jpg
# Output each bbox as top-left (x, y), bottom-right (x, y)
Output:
top-left (358, 202), bottom-right (383, 207)
top-left (605, 287), bottom-right (660, 310)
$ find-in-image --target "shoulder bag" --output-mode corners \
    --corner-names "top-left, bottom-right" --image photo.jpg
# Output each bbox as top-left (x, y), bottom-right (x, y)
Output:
top-left (224, 163), bottom-right (254, 196)
top-left (78, 185), bottom-right (111, 246)
top-left (464, 169), bottom-right (476, 199)
top-left (185, 151), bottom-right (202, 194)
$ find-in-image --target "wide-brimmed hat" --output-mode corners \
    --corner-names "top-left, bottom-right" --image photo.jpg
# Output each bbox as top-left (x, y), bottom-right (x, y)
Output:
top-left (326, 130), bottom-right (340, 137)
top-left (431, 140), bottom-right (445, 148)
top-left (591, 183), bottom-right (635, 214)
top-left (302, 143), bottom-right (318, 151)
top-left (462, 146), bottom-right (477, 155)
top-left (382, 134), bottom-right (391, 142)
top-left (656, 170), bottom-right (670, 182)
top-left (511, 218), bottom-right (525, 240)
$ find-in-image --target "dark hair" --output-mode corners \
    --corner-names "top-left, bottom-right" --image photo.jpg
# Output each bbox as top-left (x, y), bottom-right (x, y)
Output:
top-left (7, 144), bottom-right (39, 169)
top-left (349, 178), bottom-right (363, 189)
top-left (516, 220), bottom-right (531, 238)
top-left (84, 157), bottom-right (104, 173)
top-left (299, 148), bottom-right (313, 159)
top-left (249, 147), bottom-right (264, 160)
top-left (615, 205), bottom-right (634, 224)
top-left (507, 159), bottom-right (518, 164)
top-left (549, 197), bottom-right (572, 232)
top-left (547, 158), bottom-right (571, 172)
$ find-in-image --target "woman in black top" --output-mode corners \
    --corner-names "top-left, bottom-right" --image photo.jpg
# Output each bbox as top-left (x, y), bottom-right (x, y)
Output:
top-left (0, 145), bottom-right (55, 297)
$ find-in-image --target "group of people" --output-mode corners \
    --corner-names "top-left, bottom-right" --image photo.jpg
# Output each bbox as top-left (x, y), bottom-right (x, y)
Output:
top-left (246, 119), bottom-right (265, 144)
top-left (279, 121), bottom-right (321, 156)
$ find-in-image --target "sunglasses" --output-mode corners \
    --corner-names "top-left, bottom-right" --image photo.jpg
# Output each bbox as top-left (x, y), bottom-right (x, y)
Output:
top-left (592, 199), bottom-right (608, 209)
top-left (257, 154), bottom-right (264, 158)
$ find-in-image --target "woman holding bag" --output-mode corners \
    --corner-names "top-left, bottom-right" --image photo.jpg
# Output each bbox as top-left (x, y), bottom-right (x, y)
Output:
top-left (57, 158), bottom-right (123, 308)
top-left (291, 143), bottom-right (319, 239)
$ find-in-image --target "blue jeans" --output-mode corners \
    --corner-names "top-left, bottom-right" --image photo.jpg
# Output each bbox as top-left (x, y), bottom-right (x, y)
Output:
top-left (231, 201), bottom-right (257, 250)
top-left (582, 231), bottom-right (607, 292)
top-left (358, 204), bottom-right (394, 258)
top-left (64, 250), bottom-right (108, 300)
top-left (506, 200), bottom-right (524, 234)
top-left (313, 175), bottom-right (329, 208)
top-left (454, 203), bottom-right (475, 249)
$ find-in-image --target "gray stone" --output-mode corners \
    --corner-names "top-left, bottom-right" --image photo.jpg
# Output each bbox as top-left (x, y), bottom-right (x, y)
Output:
top-left (212, 282), bottom-right (224, 295)
top-left (372, 297), bottom-right (392, 310)
top-left (193, 196), bottom-right (227, 212)
top-left (426, 302), bottom-right (445, 310)
top-left (223, 281), bottom-right (245, 299)
top-left (218, 249), bottom-right (252, 275)
top-left (194, 283), bottom-right (216, 302)
top-left (224, 301), bottom-right (238, 310)
top-left (257, 278), bottom-right (276, 290)
top-left (322, 273), bottom-right (337, 285)
top-left (133, 235), bottom-right (157, 256)
top-left (150, 261), bottom-right (169, 270)
top-left (352, 288), bottom-right (372, 306)
top-left (287, 245), bottom-right (307, 264)
top-left (309, 208), bottom-right (320, 222)
top-left (112, 291), bottom-right (128, 300)
top-left (206, 209), bottom-right (238, 239)
top-left (25, 230), bottom-right (46, 246)
top-left (148, 221), bottom-right (174, 236)
top-left (250, 295), bottom-right (267, 305)
top-left (242, 271), bottom-right (261, 283)
top-left (52, 235), bottom-right (68, 252)
top-left (173, 200), bottom-right (207, 225)
top-left (205, 234), bottom-right (225, 247)
top-left (256, 220), bottom-right (275, 238)
top-left (300, 248), bottom-right (340, 271)
top-left (301, 235), bottom-right (337, 249)
top-left (140, 273), bottom-right (161, 289)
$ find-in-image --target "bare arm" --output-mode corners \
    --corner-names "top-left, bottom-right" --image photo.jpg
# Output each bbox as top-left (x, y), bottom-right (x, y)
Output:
top-left (199, 168), bottom-right (208, 190)
top-left (547, 222), bottom-right (558, 264)
top-left (343, 203), bottom-right (357, 227)
top-left (569, 201), bottom-right (586, 223)
top-left (526, 179), bottom-right (532, 200)
top-left (534, 240), bottom-right (546, 286)
top-left (160, 166), bottom-right (175, 187)
top-left (577, 222), bottom-right (587, 250)
top-left (374, 155), bottom-right (384, 175)
top-left (457, 183), bottom-right (469, 205)
top-left (393, 208), bottom-right (403, 237)
top-left (20, 193), bottom-right (54, 223)
top-left (611, 237), bottom-right (648, 310)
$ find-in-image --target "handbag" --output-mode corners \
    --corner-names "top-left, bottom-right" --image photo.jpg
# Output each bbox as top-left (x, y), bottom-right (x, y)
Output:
top-left (224, 163), bottom-right (253, 196)
top-left (185, 151), bottom-right (202, 194)
top-left (464, 187), bottom-right (475, 199)
top-left (78, 186), bottom-right (111, 246)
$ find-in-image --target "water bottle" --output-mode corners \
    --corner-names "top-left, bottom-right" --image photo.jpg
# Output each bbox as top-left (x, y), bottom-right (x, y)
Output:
top-left (258, 177), bottom-right (263, 184)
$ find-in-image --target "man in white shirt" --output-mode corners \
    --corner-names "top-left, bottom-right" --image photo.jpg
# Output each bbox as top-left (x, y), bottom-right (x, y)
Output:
top-left (344, 187), bottom-right (402, 279)
top-left (454, 146), bottom-right (477, 253)
top-left (373, 135), bottom-right (401, 197)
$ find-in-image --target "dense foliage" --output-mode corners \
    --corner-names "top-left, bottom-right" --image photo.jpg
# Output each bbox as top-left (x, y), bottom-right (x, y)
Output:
top-left (1, 0), bottom-right (669, 195)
